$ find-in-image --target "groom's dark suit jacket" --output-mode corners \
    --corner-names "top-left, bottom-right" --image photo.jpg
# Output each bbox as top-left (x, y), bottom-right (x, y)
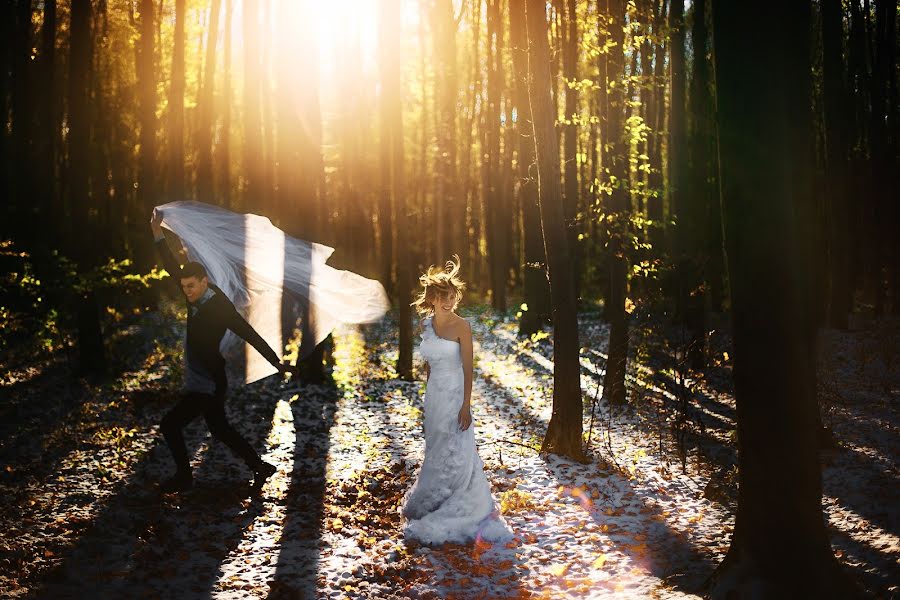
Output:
top-left (155, 237), bottom-right (281, 396)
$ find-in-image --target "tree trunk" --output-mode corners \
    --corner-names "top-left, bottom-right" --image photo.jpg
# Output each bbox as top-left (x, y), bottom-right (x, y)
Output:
top-left (378, 0), bottom-right (395, 297)
top-left (379, 0), bottom-right (413, 380)
top-left (136, 0), bottom-right (157, 268)
top-left (10, 0), bottom-right (35, 244)
top-left (462, 0), bottom-right (482, 286)
top-left (196, 0), bottom-right (221, 203)
top-left (668, 0), bottom-right (686, 247)
top-left (869, 0), bottom-right (894, 316)
top-left (335, 14), bottom-right (370, 271)
top-left (484, 0), bottom-right (507, 311)
top-left (510, 0), bottom-right (551, 337)
top-left (242, 0), bottom-right (263, 209)
top-left (525, 0), bottom-right (585, 462)
top-left (68, 0), bottom-right (92, 262)
top-left (167, 0), bottom-right (185, 202)
top-left (647, 0), bottom-right (667, 237)
top-left (705, 1), bottom-right (862, 595)
top-left (36, 0), bottom-right (57, 236)
top-left (683, 0), bottom-right (712, 369)
top-left (220, 0), bottom-right (232, 208)
top-left (0, 2), bottom-right (13, 237)
top-left (602, 0), bottom-right (630, 406)
top-left (70, 0), bottom-right (107, 374)
top-left (822, 0), bottom-right (851, 328)
top-left (431, 0), bottom-right (459, 261)
top-left (562, 0), bottom-right (581, 301)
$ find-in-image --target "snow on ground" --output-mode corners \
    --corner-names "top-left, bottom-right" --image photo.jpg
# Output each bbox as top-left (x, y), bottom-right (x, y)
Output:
top-left (1, 310), bottom-right (896, 598)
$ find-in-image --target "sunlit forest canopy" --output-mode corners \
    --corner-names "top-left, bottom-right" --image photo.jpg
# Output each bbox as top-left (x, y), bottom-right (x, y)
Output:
top-left (3, 0), bottom-right (895, 327)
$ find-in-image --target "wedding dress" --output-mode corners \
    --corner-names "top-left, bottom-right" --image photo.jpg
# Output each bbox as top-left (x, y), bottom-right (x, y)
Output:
top-left (399, 316), bottom-right (514, 545)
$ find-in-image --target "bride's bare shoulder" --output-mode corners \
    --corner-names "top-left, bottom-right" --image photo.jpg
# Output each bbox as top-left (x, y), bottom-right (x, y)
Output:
top-left (450, 314), bottom-right (472, 337)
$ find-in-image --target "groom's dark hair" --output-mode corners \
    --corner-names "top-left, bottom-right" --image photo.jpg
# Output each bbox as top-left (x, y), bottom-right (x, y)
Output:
top-left (180, 261), bottom-right (208, 280)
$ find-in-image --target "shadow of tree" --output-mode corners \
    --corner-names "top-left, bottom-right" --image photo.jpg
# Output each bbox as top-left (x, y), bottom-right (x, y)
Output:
top-left (266, 382), bottom-right (339, 599)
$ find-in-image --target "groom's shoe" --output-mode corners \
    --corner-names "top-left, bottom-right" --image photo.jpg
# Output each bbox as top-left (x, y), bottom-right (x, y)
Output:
top-left (159, 471), bottom-right (193, 494)
top-left (251, 461), bottom-right (277, 490)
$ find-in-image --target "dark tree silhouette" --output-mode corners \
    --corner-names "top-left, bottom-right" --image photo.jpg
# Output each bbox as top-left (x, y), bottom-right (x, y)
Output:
top-left (196, 0), bottom-right (221, 204)
top-left (525, 0), bottom-right (585, 462)
top-left (484, 0), bottom-right (507, 312)
top-left (561, 0), bottom-right (581, 300)
top-left (601, 0), bottom-right (629, 406)
top-left (821, 0), bottom-right (852, 329)
top-left (242, 0), bottom-right (264, 209)
top-left (136, 0), bottom-right (158, 267)
top-left (220, 0), bottom-right (233, 208)
top-left (706, 1), bottom-right (861, 595)
top-left (36, 0), bottom-right (57, 235)
top-left (379, 0), bottom-right (413, 380)
top-left (510, 0), bottom-right (551, 337)
top-left (431, 0), bottom-right (460, 261)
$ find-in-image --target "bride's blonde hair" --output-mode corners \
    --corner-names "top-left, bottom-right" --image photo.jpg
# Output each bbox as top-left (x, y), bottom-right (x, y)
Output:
top-left (411, 254), bottom-right (466, 316)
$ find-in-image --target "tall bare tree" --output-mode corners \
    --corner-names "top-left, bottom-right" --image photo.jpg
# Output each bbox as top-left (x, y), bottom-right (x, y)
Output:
top-left (196, 0), bottom-right (221, 203)
top-left (167, 0), bottom-right (186, 201)
top-left (561, 0), bottom-right (581, 299)
top-left (136, 0), bottom-right (157, 266)
top-left (36, 0), bottom-right (58, 232)
top-left (431, 0), bottom-right (460, 260)
top-left (525, 0), bottom-right (585, 461)
top-left (483, 0), bottom-right (507, 311)
top-left (220, 0), bottom-right (233, 208)
top-left (379, 0), bottom-right (413, 380)
top-left (601, 0), bottom-right (630, 406)
top-left (706, 1), bottom-right (861, 595)
top-left (510, 0), bottom-right (551, 337)
top-left (242, 0), bottom-right (264, 209)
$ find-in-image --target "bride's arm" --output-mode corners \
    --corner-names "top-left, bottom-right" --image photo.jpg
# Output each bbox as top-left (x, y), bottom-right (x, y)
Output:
top-left (458, 320), bottom-right (474, 430)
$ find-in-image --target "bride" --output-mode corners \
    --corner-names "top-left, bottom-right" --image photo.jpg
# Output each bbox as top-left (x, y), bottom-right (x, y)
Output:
top-left (399, 256), bottom-right (514, 546)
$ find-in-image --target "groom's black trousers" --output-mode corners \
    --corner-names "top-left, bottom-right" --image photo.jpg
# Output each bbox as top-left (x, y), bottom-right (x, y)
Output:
top-left (160, 392), bottom-right (262, 474)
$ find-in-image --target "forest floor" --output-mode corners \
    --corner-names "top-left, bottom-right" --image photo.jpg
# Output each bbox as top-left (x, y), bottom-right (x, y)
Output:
top-left (0, 300), bottom-right (897, 599)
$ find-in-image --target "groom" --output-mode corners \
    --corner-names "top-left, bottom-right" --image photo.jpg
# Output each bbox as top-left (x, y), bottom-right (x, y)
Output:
top-left (150, 209), bottom-right (295, 493)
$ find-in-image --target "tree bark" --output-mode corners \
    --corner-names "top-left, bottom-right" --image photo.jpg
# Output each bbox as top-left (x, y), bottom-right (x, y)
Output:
top-left (242, 0), bottom-right (263, 209)
top-left (379, 0), bottom-right (413, 380)
top-left (431, 0), bottom-right (459, 261)
top-left (705, 1), bottom-right (862, 595)
top-left (70, 0), bottom-right (107, 374)
top-left (167, 0), bottom-right (185, 201)
top-left (562, 0), bottom-right (581, 301)
top-left (647, 0), bottom-right (667, 236)
top-left (68, 0), bottom-right (92, 262)
top-left (196, 0), bottom-right (221, 203)
top-left (36, 0), bottom-right (57, 236)
top-left (11, 0), bottom-right (35, 242)
top-left (511, 0), bottom-right (551, 337)
top-left (136, 0), bottom-right (157, 268)
top-left (668, 0), bottom-right (686, 245)
top-left (683, 0), bottom-right (712, 369)
top-left (822, 0), bottom-right (851, 328)
top-left (601, 0), bottom-right (630, 406)
top-left (220, 0), bottom-right (232, 208)
top-left (525, 0), bottom-right (585, 462)
top-left (484, 0), bottom-right (507, 311)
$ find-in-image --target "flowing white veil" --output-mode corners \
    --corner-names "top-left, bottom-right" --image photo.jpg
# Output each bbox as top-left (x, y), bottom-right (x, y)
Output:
top-left (155, 200), bottom-right (390, 385)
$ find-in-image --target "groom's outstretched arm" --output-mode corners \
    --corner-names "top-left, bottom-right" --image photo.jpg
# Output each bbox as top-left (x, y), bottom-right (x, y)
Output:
top-left (224, 304), bottom-right (282, 369)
